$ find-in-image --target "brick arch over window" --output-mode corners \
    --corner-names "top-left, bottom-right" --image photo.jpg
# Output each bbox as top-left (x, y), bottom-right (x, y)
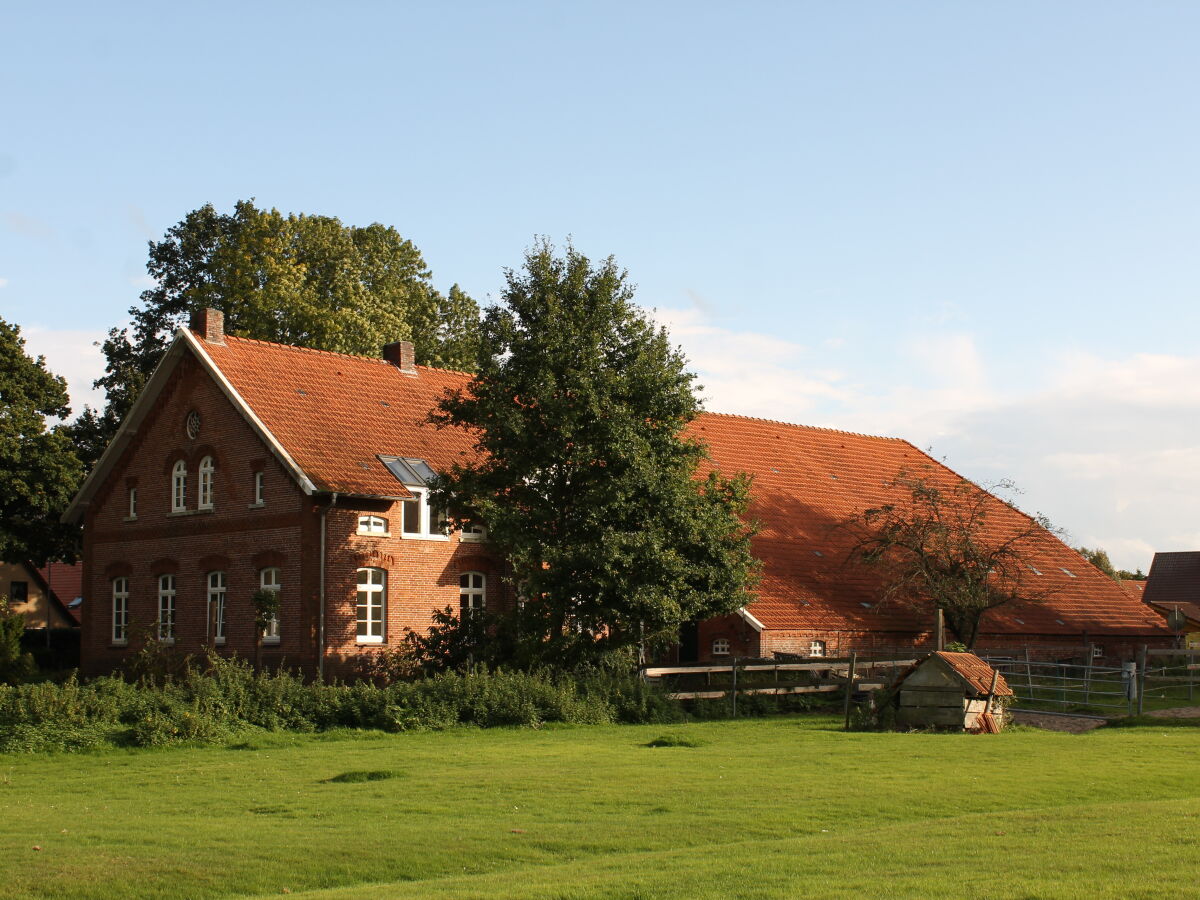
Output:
top-left (197, 554), bottom-right (232, 572)
top-left (104, 561), bottom-right (133, 579)
top-left (150, 558), bottom-right (180, 575)
top-left (251, 550), bottom-right (287, 570)
top-left (189, 443), bottom-right (219, 465)
top-left (161, 451), bottom-right (190, 476)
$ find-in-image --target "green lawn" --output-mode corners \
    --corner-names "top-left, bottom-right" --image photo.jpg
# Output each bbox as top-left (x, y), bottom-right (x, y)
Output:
top-left (2, 717), bottom-right (1196, 899)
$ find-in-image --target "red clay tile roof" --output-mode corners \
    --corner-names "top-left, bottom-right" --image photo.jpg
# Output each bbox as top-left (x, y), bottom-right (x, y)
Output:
top-left (1120, 580), bottom-right (1147, 600)
top-left (195, 331), bottom-right (1170, 640)
top-left (1147, 600), bottom-right (1200, 627)
top-left (930, 651), bottom-right (1014, 696)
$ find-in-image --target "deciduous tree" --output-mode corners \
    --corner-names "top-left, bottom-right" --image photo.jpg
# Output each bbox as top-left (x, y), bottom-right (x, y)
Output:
top-left (429, 240), bottom-right (757, 666)
top-left (0, 318), bottom-right (83, 564)
top-left (844, 470), bottom-right (1059, 648)
top-left (80, 200), bottom-right (481, 467)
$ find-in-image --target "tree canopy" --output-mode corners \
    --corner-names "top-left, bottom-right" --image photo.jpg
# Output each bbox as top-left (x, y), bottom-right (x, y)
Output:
top-left (428, 240), bottom-right (758, 666)
top-left (844, 470), bottom-right (1058, 647)
top-left (75, 200), bottom-right (481, 467)
top-left (1076, 546), bottom-right (1146, 581)
top-left (0, 317), bottom-right (83, 564)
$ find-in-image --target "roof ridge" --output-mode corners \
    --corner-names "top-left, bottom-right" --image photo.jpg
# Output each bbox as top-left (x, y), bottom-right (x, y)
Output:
top-left (697, 409), bottom-right (905, 442)
top-left (219, 333), bottom-right (394, 365)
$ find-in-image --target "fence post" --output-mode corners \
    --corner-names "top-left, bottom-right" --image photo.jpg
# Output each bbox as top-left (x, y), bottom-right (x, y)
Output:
top-left (1025, 647), bottom-right (1034, 698)
top-left (731, 657), bottom-right (738, 718)
top-left (1137, 646), bottom-right (1148, 716)
top-left (843, 650), bottom-right (858, 731)
top-left (1124, 660), bottom-right (1136, 716)
top-left (1083, 644), bottom-right (1094, 706)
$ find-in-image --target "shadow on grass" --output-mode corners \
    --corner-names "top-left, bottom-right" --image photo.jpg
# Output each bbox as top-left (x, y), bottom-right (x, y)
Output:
top-left (644, 735), bottom-right (706, 748)
top-left (321, 770), bottom-right (401, 784)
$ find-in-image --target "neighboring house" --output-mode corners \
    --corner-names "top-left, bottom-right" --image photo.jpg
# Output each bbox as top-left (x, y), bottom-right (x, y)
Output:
top-left (1, 560), bottom-right (81, 630)
top-left (1142, 552), bottom-right (1200, 649)
top-left (65, 310), bottom-right (1171, 677)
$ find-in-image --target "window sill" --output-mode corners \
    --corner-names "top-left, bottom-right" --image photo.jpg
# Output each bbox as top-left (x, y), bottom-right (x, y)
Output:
top-left (123, 516), bottom-right (137, 523)
top-left (262, 637), bottom-right (281, 646)
top-left (356, 531), bottom-right (392, 538)
top-left (400, 532), bottom-right (450, 542)
top-left (460, 534), bottom-right (487, 543)
top-left (356, 636), bottom-right (384, 644)
top-left (111, 640), bottom-right (128, 648)
top-left (158, 637), bottom-right (175, 646)
top-left (247, 502), bottom-right (266, 509)
top-left (214, 638), bottom-right (226, 646)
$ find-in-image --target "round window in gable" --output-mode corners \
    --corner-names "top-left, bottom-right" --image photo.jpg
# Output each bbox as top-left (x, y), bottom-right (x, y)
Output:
top-left (186, 410), bottom-right (202, 439)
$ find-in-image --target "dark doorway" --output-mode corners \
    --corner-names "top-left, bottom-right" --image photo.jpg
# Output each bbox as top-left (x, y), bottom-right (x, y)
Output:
top-left (678, 621), bottom-right (699, 663)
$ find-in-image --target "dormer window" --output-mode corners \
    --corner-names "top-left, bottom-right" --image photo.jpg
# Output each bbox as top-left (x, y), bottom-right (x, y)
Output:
top-left (171, 460), bottom-right (187, 511)
top-left (198, 456), bottom-right (215, 510)
top-left (380, 456), bottom-right (449, 540)
top-left (357, 515), bottom-right (388, 535)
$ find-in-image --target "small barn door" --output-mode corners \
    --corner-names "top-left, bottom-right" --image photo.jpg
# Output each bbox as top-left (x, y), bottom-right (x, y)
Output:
top-left (678, 621), bottom-right (699, 663)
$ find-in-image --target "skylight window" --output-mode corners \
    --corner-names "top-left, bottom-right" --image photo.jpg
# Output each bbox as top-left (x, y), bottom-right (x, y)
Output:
top-left (1029, 565), bottom-right (1043, 575)
top-left (379, 456), bottom-right (437, 486)
top-left (860, 602), bottom-right (872, 608)
top-left (1060, 567), bottom-right (1076, 578)
top-left (812, 550), bottom-right (823, 557)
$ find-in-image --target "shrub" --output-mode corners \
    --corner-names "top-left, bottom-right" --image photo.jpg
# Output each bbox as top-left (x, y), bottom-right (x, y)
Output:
top-left (0, 599), bottom-right (35, 685)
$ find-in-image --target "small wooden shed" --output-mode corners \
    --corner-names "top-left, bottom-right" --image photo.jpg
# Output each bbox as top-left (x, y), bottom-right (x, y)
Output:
top-left (895, 651), bottom-right (1013, 732)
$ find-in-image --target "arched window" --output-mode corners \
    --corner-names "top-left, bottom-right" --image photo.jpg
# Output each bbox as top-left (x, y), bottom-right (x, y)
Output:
top-left (198, 456), bottom-right (215, 510)
top-left (260, 567), bottom-right (281, 643)
top-left (111, 577), bottom-right (129, 645)
top-left (171, 460), bottom-right (187, 511)
top-left (711, 638), bottom-right (730, 657)
top-left (459, 572), bottom-right (485, 617)
top-left (208, 571), bottom-right (226, 644)
top-left (356, 568), bottom-right (386, 643)
top-left (157, 574), bottom-right (176, 642)
top-left (357, 515), bottom-right (388, 535)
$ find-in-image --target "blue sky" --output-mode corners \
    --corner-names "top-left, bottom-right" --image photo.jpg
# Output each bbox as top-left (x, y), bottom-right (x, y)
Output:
top-left (3, 2), bottom-right (1199, 570)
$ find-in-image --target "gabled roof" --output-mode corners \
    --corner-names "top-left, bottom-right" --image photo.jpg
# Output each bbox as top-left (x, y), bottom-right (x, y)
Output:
top-left (67, 326), bottom-right (1171, 639)
top-left (924, 651), bottom-right (1014, 696)
top-left (1143, 551), bottom-right (1200, 608)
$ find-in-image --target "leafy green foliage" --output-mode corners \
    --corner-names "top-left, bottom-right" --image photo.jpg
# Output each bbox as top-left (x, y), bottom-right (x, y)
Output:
top-left (844, 470), bottom-right (1060, 647)
top-left (1077, 546), bottom-right (1119, 580)
top-left (0, 599), bottom-right (35, 685)
top-left (430, 239), bottom-right (758, 665)
top-left (80, 200), bottom-right (481, 466)
top-left (0, 318), bottom-right (83, 563)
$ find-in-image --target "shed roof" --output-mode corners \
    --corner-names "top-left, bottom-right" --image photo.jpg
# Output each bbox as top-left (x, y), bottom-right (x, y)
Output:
top-left (925, 652), bottom-right (1013, 696)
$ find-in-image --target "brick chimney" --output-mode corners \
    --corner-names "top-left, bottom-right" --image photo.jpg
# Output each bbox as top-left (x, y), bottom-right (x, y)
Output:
top-left (383, 340), bottom-right (416, 374)
top-left (191, 308), bottom-right (225, 344)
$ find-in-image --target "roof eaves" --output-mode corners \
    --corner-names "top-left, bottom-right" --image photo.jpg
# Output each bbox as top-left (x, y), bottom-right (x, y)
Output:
top-left (183, 328), bottom-right (318, 496)
top-left (737, 606), bottom-right (765, 632)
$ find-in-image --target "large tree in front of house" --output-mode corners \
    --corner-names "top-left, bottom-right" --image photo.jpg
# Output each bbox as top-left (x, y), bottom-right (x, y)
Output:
top-left (0, 317), bottom-right (83, 565)
top-left (71, 200), bottom-right (482, 469)
top-left (428, 239), bottom-right (758, 667)
top-left (843, 470), bottom-right (1059, 648)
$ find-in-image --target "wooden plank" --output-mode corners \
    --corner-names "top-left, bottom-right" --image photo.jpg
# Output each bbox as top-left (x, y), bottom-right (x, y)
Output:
top-left (900, 692), bottom-right (966, 708)
top-left (642, 659), bottom-right (917, 677)
top-left (666, 683), bottom-right (886, 700)
top-left (898, 707), bottom-right (967, 727)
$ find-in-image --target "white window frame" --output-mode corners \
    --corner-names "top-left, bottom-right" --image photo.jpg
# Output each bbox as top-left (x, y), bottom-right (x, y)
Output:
top-left (711, 638), bottom-right (730, 657)
top-left (809, 639), bottom-right (827, 658)
top-left (111, 577), bottom-right (128, 645)
top-left (357, 515), bottom-right (389, 536)
top-left (356, 567), bottom-right (386, 643)
top-left (198, 456), bottom-right (215, 510)
top-left (171, 460), bottom-right (187, 512)
top-left (460, 522), bottom-right (487, 543)
top-left (252, 471), bottom-right (264, 507)
top-left (208, 571), bottom-right (226, 645)
top-left (127, 487), bottom-right (137, 520)
top-left (459, 572), bottom-right (486, 617)
top-left (399, 487), bottom-right (449, 540)
top-left (157, 574), bottom-right (176, 643)
top-left (260, 567), bottom-right (281, 644)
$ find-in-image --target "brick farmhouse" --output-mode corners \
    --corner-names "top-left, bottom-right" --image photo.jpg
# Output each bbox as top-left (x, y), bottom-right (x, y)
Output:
top-left (65, 311), bottom-right (1169, 677)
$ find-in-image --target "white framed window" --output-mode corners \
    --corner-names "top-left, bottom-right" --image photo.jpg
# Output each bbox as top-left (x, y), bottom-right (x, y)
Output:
top-left (809, 640), bottom-right (826, 658)
top-left (260, 567), bottom-right (280, 643)
top-left (253, 471), bottom-right (264, 506)
top-left (460, 522), bottom-right (487, 542)
top-left (171, 460), bottom-right (187, 511)
top-left (111, 577), bottom-right (128, 645)
top-left (198, 456), bottom-right (215, 509)
top-left (157, 574), bottom-right (176, 643)
top-left (127, 488), bottom-right (137, 520)
top-left (711, 638), bottom-right (730, 657)
top-left (400, 487), bottom-right (449, 540)
top-left (208, 571), bottom-right (226, 645)
top-left (459, 572), bottom-right (485, 617)
top-left (1092, 645), bottom-right (1104, 659)
top-left (357, 515), bottom-right (388, 535)
top-left (356, 568), bottom-right (386, 643)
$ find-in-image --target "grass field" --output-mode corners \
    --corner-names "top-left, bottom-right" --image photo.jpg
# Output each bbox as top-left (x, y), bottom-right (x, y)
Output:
top-left (2, 716), bottom-right (1197, 899)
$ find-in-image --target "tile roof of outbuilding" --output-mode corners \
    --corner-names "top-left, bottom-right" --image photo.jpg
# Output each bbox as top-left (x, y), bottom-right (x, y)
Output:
top-left (194, 331), bottom-right (1170, 639)
top-left (930, 651), bottom-right (1014, 696)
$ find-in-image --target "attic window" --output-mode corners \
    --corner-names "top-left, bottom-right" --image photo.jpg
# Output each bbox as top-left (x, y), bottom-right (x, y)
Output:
top-left (379, 456), bottom-right (437, 486)
top-left (1029, 565), bottom-right (1043, 575)
top-left (812, 550), bottom-right (823, 557)
top-left (1060, 567), bottom-right (1076, 578)
top-left (1055, 619), bottom-right (1066, 626)
top-left (1014, 618), bottom-right (1025, 625)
